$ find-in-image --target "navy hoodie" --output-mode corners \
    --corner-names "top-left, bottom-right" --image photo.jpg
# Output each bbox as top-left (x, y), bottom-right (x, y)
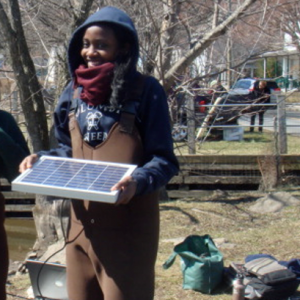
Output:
top-left (41, 6), bottom-right (179, 196)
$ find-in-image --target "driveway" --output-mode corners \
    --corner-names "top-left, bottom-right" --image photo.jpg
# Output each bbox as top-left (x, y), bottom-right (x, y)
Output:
top-left (238, 106), bottom-right (300, 136)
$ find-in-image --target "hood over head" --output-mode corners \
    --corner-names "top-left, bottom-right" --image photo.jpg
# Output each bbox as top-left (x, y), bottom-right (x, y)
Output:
top-left (68, 6), bottom-right (139, 78)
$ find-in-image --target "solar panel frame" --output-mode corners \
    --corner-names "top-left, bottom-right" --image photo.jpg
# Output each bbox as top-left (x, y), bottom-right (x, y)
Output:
top-left (12, 155), bottom-right (137, 203)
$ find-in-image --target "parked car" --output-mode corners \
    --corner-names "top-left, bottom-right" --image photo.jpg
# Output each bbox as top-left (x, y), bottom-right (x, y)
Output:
top-left (228, 78), bottom-right (281, 104)
top-left (171, 78), bottom-right (281, 141)
top-left (211, 78), bottom-right (282, 126)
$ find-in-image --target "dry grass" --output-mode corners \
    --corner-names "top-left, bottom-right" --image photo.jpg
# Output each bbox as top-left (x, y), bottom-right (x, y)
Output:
top-left (7, 273), bottom-right (31, 300)
top-left (155, 189), bottom-right (300, 300)
top-left (285, 91), bottom-right (300, 103)
top-left (6, 188), bottom-right (300, 299)
top-left (174, 131), bottom-right (300, 155)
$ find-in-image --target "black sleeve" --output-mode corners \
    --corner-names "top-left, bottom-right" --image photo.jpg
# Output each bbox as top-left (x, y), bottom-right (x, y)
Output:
top-left (132, 76), bottom-right (179, 195)
top-left (0, 112), bottom-right (30, 182)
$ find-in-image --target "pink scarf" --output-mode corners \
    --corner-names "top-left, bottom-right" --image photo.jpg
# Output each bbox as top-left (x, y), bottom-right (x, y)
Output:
top-left (74, 62), bottom-right (114, 106)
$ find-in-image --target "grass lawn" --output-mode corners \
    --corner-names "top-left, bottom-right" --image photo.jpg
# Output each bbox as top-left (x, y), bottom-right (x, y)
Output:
top-left (155, 190), bottom-right (300, 299)
top-left (174, 131), bottom-right (300, 156)
top-left (7, 189), bottom-right (300, 300)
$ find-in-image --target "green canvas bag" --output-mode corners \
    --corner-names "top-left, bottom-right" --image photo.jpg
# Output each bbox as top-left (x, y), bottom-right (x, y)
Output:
top-left (163, 234), bottom-right (224, 294)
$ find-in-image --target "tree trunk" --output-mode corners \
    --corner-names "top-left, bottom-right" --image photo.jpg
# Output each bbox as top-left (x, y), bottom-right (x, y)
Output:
top-left (154, 0), bottom-right (180, 82)
top-left (0, 0), bottom-right (49, 152)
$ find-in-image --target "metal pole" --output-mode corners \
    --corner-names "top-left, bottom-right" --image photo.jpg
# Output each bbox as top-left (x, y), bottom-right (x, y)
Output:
top-left (186, 94), bottom-right (195, 154)
top-left (277, 95), bottom-right (287, 154)
top-left (227, 0), bottom-right (232, 88)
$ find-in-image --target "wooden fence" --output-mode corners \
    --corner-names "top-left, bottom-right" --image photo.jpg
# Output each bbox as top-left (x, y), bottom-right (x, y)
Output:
top-left (2, 154), bottom-right (300, 214)
top-left (167, 154), bottom-right (300, 198)
top-left (1, 178), bottom-right (35, 214)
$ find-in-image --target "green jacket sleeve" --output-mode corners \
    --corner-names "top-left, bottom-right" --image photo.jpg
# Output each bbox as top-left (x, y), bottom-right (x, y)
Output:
top-left (0, 111), bottom-right (30, 182)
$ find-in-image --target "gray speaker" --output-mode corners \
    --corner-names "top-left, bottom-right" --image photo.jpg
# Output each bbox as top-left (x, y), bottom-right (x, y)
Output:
top-left (26, 259), bottom-right (68, 300)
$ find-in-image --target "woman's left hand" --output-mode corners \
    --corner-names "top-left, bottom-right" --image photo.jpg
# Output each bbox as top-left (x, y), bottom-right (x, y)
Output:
top-left (111, 176), bottom-right (137, 205)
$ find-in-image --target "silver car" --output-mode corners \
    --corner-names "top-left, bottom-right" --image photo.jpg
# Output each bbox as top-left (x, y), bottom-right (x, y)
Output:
top-left (228, 78), bottom-right (281, 103)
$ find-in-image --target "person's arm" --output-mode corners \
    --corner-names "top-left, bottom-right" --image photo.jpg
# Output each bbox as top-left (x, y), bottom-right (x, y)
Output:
top-left (0, 112), bottom-right (30, 182)
top-left (264, 87), bottom-right (271, 103)
top-left (131, 76), bottom-right (179, 196)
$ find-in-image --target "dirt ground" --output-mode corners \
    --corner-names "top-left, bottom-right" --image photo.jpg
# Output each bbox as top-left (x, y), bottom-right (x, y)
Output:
top-left (6, 188), bottom-right (300, 300)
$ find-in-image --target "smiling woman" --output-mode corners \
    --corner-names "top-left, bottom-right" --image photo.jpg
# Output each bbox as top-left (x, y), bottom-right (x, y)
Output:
top-left (18, 6), bottom-right (179, 300)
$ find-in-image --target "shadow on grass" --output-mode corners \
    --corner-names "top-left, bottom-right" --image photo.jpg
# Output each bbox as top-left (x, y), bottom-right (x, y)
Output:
top-left (160, 196), bottom-right (259, 223)
top-left (206, 196), bottom-right (260, 205)
top-left (160, 205), bottom-right (199, 224)
top-left (163, 196), bottom-right (259, 205)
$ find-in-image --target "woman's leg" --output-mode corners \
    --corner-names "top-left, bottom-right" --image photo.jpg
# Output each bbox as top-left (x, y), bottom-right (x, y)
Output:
top-left (250, 114), bottom-right (256, 132)
top-left (67, 193), bottom-right (159, 300)
top-left (66, 221), bottom-right (103, 300)
top-left (258, 112), bottom-right (264, 132)
top-left (89, 194), bottom-right (160, 300)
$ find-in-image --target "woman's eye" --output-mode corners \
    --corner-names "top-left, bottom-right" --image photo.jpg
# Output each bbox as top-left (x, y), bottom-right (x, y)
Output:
top-left (97, 43), bottom-right (107, 49)
top-left (82, 41), bottom-right (108, 50)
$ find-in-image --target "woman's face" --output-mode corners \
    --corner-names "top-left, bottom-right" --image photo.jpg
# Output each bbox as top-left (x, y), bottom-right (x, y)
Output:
top-left (81, 25), bottom-right (120, 68)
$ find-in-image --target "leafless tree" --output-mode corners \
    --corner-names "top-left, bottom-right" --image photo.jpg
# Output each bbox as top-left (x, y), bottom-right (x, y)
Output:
top-left (0, 0), bottom-right (49, 152)
top-left (0, 0), bottom-right (95, 152)
top-left (22, 0), bottom-right (96, 98)
top-left (271, 0), bottom-right (300, 52)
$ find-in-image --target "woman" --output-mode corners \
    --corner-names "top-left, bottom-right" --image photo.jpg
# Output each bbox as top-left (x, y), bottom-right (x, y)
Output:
top-left (20, 6), bottom-right (178, 300)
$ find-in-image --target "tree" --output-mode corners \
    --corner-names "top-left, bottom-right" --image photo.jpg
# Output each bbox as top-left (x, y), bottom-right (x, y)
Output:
top-left (0, 0), bottom-right (49, 152)
top-left (24, 0), bottom-right (95, 92)
top-left (162, 0), bottom-right (259, 91)
top-left (0, 0), bottom-right (95, 153)
top-left (271, 0), bottom-right (300, 53)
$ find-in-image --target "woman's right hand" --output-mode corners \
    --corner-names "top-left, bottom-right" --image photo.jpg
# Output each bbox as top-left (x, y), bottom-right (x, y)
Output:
top-left (19, 154), bottom-right (39, 173)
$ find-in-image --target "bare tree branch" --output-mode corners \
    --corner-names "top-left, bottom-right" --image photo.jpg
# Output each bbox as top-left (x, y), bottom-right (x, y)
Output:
top-left (163, 0), bottom-right (258, 91)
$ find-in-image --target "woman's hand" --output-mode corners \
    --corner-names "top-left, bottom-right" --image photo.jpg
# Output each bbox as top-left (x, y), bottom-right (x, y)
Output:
top-left (19, 154), bottom-right (39, 173)
top-left (111, 176), bottom-right (137, 205)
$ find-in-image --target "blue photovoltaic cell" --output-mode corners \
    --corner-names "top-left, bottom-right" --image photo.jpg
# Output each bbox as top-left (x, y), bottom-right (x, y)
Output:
top-left (18, 158), bottom-right (128, 193)
top-left (12, 156), bottom-right (136, 204)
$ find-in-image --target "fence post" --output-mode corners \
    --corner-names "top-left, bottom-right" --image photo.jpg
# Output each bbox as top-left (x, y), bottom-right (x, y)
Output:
top-left (186, 94), bottom-right (195, 154)
top-left (277, 95), bottom-right (287, 154)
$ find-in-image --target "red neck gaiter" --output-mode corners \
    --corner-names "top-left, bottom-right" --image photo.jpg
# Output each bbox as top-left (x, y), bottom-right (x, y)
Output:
top-left (74, 62), bottom-right (115, 106)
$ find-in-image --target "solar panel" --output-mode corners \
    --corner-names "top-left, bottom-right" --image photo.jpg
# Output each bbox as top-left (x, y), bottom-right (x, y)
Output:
top-left (12, 155), bottom-right (137, 203)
